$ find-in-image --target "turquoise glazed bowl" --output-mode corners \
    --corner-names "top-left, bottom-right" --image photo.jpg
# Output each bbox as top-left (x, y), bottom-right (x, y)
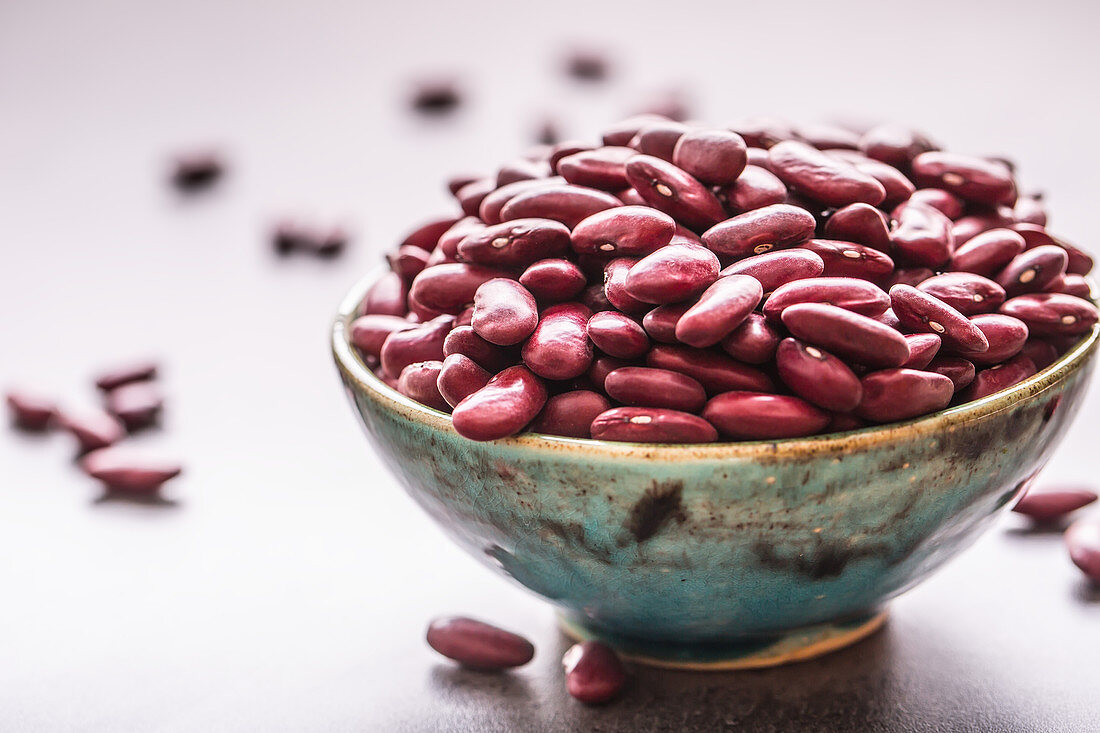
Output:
top-left (333, 272), bottom-right (1098, 669)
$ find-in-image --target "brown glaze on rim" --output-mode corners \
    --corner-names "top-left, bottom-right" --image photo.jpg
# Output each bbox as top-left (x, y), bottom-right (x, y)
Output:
top-left (333, 267), bottom-right (1099, 458)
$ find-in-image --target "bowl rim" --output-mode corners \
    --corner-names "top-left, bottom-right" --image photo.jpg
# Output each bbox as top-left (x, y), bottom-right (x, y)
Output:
top-left (332, 267), bottom-right (1099, 458)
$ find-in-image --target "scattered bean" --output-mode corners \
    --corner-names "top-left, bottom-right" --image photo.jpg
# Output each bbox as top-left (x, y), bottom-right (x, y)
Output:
top-left (426, 616), bottom-right (535, 669)
top-left (1012, 486), bottom-right (1098, 522)
top-left (80, 447), bottom-right (182, 494)
top-left (6, 389), bottom-right (56, 431)
top-left (1064, 519), bottom-right (1100, 582)
top-left (563, 641), bottom-right (627, 705)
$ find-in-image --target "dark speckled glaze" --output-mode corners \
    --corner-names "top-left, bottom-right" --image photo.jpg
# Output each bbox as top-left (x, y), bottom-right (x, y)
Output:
top-left (333, 271), bottom-right (1097, 668)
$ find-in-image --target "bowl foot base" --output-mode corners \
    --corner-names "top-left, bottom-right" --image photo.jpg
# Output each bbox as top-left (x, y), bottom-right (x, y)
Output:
top-left (557, 610), bottom-right (887, 671)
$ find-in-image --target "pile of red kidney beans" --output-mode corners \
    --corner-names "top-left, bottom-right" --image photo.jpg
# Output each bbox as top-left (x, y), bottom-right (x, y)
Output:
top-left (351, 114), bottom-right (1098, 444)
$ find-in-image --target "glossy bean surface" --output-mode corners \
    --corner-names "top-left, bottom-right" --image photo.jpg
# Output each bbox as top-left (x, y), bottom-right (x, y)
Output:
top-left (570, 206), bottom-right (675, 256)
top-left (426, 617), bottom-right (535, 669)
top-left (646, 344), bottom-right (775, 393)
top-left (624, 243), bottom-right (720, 304)
top-left (471, 279), bottom-right (539, 346)
top-left (604, 367), bottom-right (707, 412)
top-left (781, 303), bottom-right (911, 367)
top-left (397, 361), bottom-right (449, 411)
top-left (917, 272), bottom-right (1005, 315)
top-left (675, 275), bottom-right (763, 347)
top-left (499, 185), bottom-right (621, 229)
top-left (890, 285), bottom-right (989, 353)
top-left (623, 155), bottom-right (727, 231)
top-left (719, 249), bottom-right (824, 293)
top-left (521, 303), bottom-right (594, 379)
top-left (438, 354), bottom-right (492, 408)
top-left (457, 218), bottom-right (571, 268)
top-left (763, 277), bottom-right (890, 323)
top-left (701, 204), bottom-right (816, 258)
top-left (518, 258), bottom-right (586, 302)
top-left (586, 311), bottom-right (650, 359)
top-left (775, 338), bottom-right (862, 412)
top-left (590, 407), bottom-right (717, 443)
top-left (703, 391), bottom-right (830, 439)
top-left (857, 368), bottom-right (954, 423)
top-left (451, 366), bottom-right (549, 441)
top-left (530, 390), bottom-right (611, 438)
top-left (768, 140), bottom-right (886, 206)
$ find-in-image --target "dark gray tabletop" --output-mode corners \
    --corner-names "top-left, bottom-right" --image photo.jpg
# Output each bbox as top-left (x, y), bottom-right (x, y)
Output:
top-left (2, 1), bottom-right (1098, 730)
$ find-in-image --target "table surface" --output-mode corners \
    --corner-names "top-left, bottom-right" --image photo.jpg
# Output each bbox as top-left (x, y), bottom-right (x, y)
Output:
top-left (2, 1), bottom-right (1099, 730)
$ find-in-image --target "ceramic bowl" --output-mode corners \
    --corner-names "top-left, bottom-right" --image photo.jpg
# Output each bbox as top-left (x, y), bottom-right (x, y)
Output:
top-left (333, 271), bottom-right (1098, 669)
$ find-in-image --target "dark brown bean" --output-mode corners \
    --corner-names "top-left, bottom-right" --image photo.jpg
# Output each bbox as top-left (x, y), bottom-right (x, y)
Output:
top-left (889, 201), bottom-right (954, 268)
top-left (438, 354), bottom-right (492, 408)
top-left (5, 389), bottom-right (56, 430)
top-left (380, 314), bottom-right (454, 379)
top-left (94, 360), bottom-right (158, 392)
top-left (443, 326), bottom-right (515, 373)
top-left (1065, 519), bottom-right (1100, 582)
top-left (590, 406), bottom-right (717, 443)
top-left (776, 338), bottom-right (862, 412)
top-left (426, 616), bottom-right (535, 670)
top-left (703, 391), bottom-right (830, 439)
top-left (1020, 339), bottom-right (1060, 371)
top-left (519, 259), bottom-right (586, 302)
top-left (398, 361), bottom-right (449, 411)
top-left (890, 285), bottom-right (989, 352)
top-left (1000, 293), bottom-right (1099, 336)
top-left (451, 366), bottom-right (548, 441)
top-left (557, 147), bottom-right (635, 190)
top-left (996, 245), bottom-right (1069, 297)
top-left (768, 140), bottom-right (886, 207)
top-left (570, 206), bottom-right (675, 257)
top-left (781, 303), bottom-right (911, 367)
top-left (521, 303), bottom-right (594, 380)
top-left (499, 184), bottom-right (621, 229)
top-left (104, 382), bottom-right (162, 431)
top-left (470, 279), bottom-right (539, 346)
top-left (917, 272), bottom-right (1005, 315)
top-left (949, 228), bottom-right (1026, 276)
top-left (587, 312), bottom-right (650, 359)
top-left (1012, 486), bottom-right (1097, 521)
top-left (911, 152), bottom-right (1017, 206)
top-left (799, 239), bottom-right (895, 283)
top-left (530, 390), bottom-right (611, 438)
top-left (856, 369), bottom-right (954, 422)
top-left (719, 249), bottom-right (824, 293)
top-left (563, 641), bottom-right (627, 705)
top-left (907, 188), bottom-right (964, 219)
top-left (675, 275), bottom-right (763, 347)
top-left (959, 354), bottom-right (1037, 401)
top-left (350, 314), bottom-right (414, 358)
top-left (823, 203), bottom-right (891, 252)
top-left (721, 313), bottom-right (781, 364)
top-left (603, 258), bottom-right (649, 314)
top-left (170, 151), bottom-right (223, 192)
top-left (457, 219), bottom-right (571, 269)
top-left (858, 124), bottom-right (937, 167)
top-left (623, 155), bottom-right (727, 231)
top-left (410, 263), bottom-right (511, 314)
top-left (565, 49), bottom-right (611, 81)
top-left (718, 165), bottom-right (787, 213)
top-left (954, 314), bottom-right (1029, 365)
top-left (763, 277), bottom-right (890, 323)
top-left (900, 333), bottom-right (942, 369)
top-left (401, 217), bottom-right (461, 252)
top-left (58, 407), bottom-right (126, 453)
top-left (629, 121), bottom-right (689, 161)
top-left (456, 178), bottom-right (496, 216)
top-left (646, 344), bottom-right (775, 394)
top-left (624, 243), bottom-right (720, 304)
top-left (411, 81), bottom-right (462, 115)
top-left (702, 204), bottom-right (816, 258)
top-left (80, 447), bottom-right (182, 494)
top-left (604, 367), bottom-right (706, 412)
top-left (927, 356), bottom-right (976, 390)
top-left (672, 129), bottom-right (748, 185)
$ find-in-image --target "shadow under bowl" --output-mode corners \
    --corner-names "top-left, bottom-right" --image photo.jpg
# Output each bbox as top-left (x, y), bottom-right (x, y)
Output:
top-left (333, 272), bottom-right (1098, 669)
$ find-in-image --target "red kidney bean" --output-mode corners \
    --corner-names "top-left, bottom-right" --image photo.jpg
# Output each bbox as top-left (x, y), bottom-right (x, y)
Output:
top-left (959, 354), bottom-right (1037, 401)
top-left (604, 366), bottom-right (707, 412)
top-left (927, 356), bottom-right (976, 390)
top-left (1012, 486), bottom-right (1097, 521)
top-left (601, 114), bottom-right (668, 146)
top-left (768, 140), bottom-right (885, 207)
top-left (549, 141), bottom-right (594, 171)
top-left (58, 407), bottom-right (126, 453)
top-left (499, 184), bottom-right (621, 229)
top-left (456, 178), bottom-right (496, 217)
top-left (672, 223), bottom-right (703, 245)
top-left (351, 315), bottom-right (414, 359)
top-left (5, 389), bottom-right (56, 430)
top-left (436, 216), bottom-right (486, 258)
top-left (401, 217), bottom-right (461, 252)
top-left (629, 121), bottom-right (689, 161)
top-left (823, 203), bottom-right (891, 252)
top-left (907, 188), bottom-right (964, 220)
top-left (856, 368), bottom-right (954, 423)
top-left (720, 249), bottom-right (824, 293)
top-left (763, 277), bottom-right (890, 323)
top-left (721, 313), bottom-right (781, 364)
top-left (703, 391), bottom-right (830, 439)
top-left (388, 245), bottom-right (431, 283)
top-left (1020, 339), bottom-right (1060, 371)
top-left (1001, 293), bottom-right (1099, 336)
top-left (1062, 242), bottom-right (1094, 276)
top-left (530, 390), bottom-right (611, 438)
top-left (470, 279), bottom-right (539, 346)
top-left (952, 210), bottom-right (1016, 246)
top-left (457, 219), bottom-right (571, 269)
top-left (901, 333), bottom-right (942, 369)
top-left (718, 165), bottom-right (788, 213)
top-left (781, 303), bottom-right (911, 367)
top-left (380, 315), bottom-right (454, 379)
top-left (80, 447), bottom-right (182, 494)
top-left (624, 155), bottom-right (727, 231)
top-left (587, 311), bottom-right (650, 359)
top-left (496, 158), bottom-right (550, 187)
top-left (827, 150), bottom-right (915, 206)
top-left (590, 406), bottom-right (717, 443)
top-left (911, 152), bottom-right (1017, 206)
top-left (744, 147), bottom-right (772, 168)
top-left (916, 272), bottom-right (1005, 316)
top-left (954, 314), bottom-right (1029, 365)
top-left (603, 258), bottom-right (648, 313)
top-left (795, 122), bottom-right (861, 150)
top-left (624, 243), bottom-right (720, 304)
top-left (799, 239), bottom-right (895, 283)
top-left (588, 356), bottom-right (630, 392)
top-left (891, 267), bottom-right (936, 288)
top-left (671, 129), bottom-right (748, 185)
top-left (451, 365), bottom-right (548, 441)
top-left (519, 259), bottom-right (586, 302)
top-left (949, 228), bottom-right (1026, 276)
top-left (361, 271), bottom-right (408, 317)
top-left (581, 282), bottom-right (613, 313)
top-left (875, 308), bottom-right (902, 330)
top-left (521, 303), bottom-right (593, 380)
top-left (443, 326), bottom-right (515, 373)
top-left (641, 303), bottom-right (689, 343)
top-left (889, 202), bottom-right (954, 268)
top-left (410, 263), bottom-right (511, 314)
top-left (996, 245), bottom-right (1069, 297)
top-left (729, 117), bottom-right (793, 149)
top-left (94, 360), bottom-right (158, 391)
top-left (562, 641), bottom-right (627, 705)
top-left (476, 178), bottom-right (562, 225)
top-left (1065, 518), bottom-right (1100, 582)
top-left (426, 616), bottom-right (535, 670)
top-left (570, 206), bottom-right (675, 256)
top-left (1013, 195), bottom-right (1048, 227)
top-left (398, 361), bottom-right (449, 411)
top-left (1050, 273), bottom-right (1091, 299)
top-left (890, 285), bottom-right (989, 352)
top-left (557, 147), bottom-right (635, 190)
top-left (438, 354), bottom-right (491, 408)
top-left (776, 338), bottom-right (863, 412)
top-left (858, 124), bottom-right (937, 167)
top-left (447, 174), bottom-right (481, 196)
top-left (675, 275), bottom-right (762, 347)
top-left (827, 411), bottom-right (868, 432)
top-left (702, 204), bottom-right (816, 258)
top-left (646, 344), bottom-right (774, 394)
top-left (104, 382), bottom-right (162, 431)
